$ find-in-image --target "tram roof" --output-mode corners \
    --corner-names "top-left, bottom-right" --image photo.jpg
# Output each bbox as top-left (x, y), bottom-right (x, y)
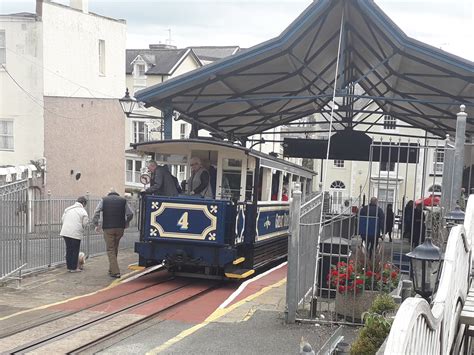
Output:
top-left (135, 0), bottom-right (474, 139)
top-left (132, 138), bottom-right (316, 178)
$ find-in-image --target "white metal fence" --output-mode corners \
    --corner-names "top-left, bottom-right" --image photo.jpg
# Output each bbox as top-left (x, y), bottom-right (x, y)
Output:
top-left (383, 195), bottom-right (474, 354)
top-left (0, 189), bottom-right (139, 281)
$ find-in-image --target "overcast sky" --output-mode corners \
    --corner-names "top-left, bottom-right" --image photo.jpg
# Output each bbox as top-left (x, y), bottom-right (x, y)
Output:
top-left (1, 0), bottom-right (473, 60)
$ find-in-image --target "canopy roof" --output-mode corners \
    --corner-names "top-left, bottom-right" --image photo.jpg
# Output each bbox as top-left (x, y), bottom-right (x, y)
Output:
top-left (136, 0), bottom-right (474, 139)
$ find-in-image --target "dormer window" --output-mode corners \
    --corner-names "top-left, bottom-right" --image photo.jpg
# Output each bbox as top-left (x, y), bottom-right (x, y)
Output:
top-left (134, 62), bottom-right (146, 78)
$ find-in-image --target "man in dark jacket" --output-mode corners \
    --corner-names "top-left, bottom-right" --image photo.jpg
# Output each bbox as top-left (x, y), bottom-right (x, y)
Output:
top-left (145, 161), bottom-right (179, 196)
top-left (358, 197), bottom-right (385, 258)
top-left (92, 190), bottom-right (133, 278)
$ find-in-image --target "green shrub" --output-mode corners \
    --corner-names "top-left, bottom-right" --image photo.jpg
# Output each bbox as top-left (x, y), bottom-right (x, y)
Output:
top-left (350, 294), bottom-right (398, 355)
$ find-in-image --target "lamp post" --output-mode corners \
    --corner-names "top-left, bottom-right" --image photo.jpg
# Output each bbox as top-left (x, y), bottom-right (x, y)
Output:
top-left (406, 237), bottom-right (442, 300)
top-left (119, 88), bottom-right (137, 117)
top-left (444, 205), bottom-right (465, 232)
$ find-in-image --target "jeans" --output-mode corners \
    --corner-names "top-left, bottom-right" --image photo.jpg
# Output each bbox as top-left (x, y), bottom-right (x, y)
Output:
top-left (63, 236), bottom-right (81, 270)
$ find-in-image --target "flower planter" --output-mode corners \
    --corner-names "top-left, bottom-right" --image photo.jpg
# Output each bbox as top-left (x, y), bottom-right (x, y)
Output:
top-left (335, 289), bottom-right (379, 322)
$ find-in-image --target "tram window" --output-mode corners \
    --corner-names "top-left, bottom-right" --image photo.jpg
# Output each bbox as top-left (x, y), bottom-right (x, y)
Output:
top-left (221, 158), bottom-right (242, 200)
top-left (271, 171), bottom-right (280, 200)
top-left (245, 171), bottom-right (253, 201)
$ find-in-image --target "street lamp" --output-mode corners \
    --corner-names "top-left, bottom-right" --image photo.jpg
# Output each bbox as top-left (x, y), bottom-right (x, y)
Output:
top-left (444, 205), bottom-right (465, 232)
top-left (119, 88), bottom-right (137, 117)
top-left (406, 237), bottom-right (442, 300)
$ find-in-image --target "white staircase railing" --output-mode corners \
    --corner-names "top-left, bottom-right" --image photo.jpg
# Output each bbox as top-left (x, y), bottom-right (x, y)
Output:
top-left (383, 195), bottom-right (474, 354)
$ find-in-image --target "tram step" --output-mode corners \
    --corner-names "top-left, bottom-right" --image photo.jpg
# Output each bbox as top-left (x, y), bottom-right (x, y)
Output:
top-left (225, 268), bottom-right (255, 279)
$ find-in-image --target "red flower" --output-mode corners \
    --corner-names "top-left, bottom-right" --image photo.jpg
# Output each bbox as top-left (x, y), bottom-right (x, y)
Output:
top-left (355, 279), bottom-right (364, 285)
top-left (391, 271), bottom-right (398, 279)
top-left (339, 285), bottom-right (346, 293)
top-left (366, 271), bottom-right (374, 277)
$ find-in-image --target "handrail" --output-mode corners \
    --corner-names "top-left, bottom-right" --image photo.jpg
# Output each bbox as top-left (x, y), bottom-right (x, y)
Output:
top-left (383, 195), bottom-right (474, 354)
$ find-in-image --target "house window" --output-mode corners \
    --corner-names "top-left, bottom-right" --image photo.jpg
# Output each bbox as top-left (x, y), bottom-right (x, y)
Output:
top-left (434, 150), bottom-right (444, 173)
top-left (132, 120), bottom-right (148, 143)
top-left (135, 63), bottom-right (146, 77)
top-left (0, 120), bottom-right (13, 150)
top-left (126, 159), bottom-right (143, 184)
top-left (98, 39), bottom-right (105, 75)
top-left (0, 30), bottom-right (5, 66)
top-left (177, 165), bottom-right (185, 182)
top-left (378, 188), bottom-right (395, 209)
top-left (180, 123), bottom-right (187, 139)
top-left (334, 160), bottom-right (344, 168)
top-left (383, 115), bottom-right (396, 130)
top-left (330, 180), bottom-right (346, 213)
top-left (380, 162), bottom-right (395, 172)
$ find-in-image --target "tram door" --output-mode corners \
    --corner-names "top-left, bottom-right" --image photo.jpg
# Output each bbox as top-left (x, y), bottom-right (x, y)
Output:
top-left (218, 154), bottom-right (247, 202)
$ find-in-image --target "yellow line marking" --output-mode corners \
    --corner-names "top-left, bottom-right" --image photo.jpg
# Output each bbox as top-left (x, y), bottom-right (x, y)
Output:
top-left (224, 269), bottom-right (255, 279)
top-left (0, 269), bottom-right (138, 322)
top-left (146, 278), bottom-right (286, 354)
top-left (232, 257), bottom-right (245, 265)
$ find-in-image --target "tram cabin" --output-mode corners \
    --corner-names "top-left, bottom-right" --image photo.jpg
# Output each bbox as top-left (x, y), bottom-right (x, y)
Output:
top-left (133, 139), bottom-right (315, 279)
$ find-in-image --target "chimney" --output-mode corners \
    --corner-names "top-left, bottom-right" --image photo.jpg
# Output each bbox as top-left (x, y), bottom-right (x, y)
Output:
top-left (70, 0), bottom-right (89, 14)
top-left (36, 0), bottom-right (43, 18)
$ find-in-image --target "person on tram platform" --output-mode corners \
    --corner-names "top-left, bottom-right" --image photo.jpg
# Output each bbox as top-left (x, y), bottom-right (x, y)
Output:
top-left (188, 157), bottom-right (213, 198)
top-left (144, 161), bottom-right (179, 197)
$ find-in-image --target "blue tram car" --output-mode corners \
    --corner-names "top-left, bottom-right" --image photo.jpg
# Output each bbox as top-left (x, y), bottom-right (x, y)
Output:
top-left (133, 139), bottom-right (315, 279)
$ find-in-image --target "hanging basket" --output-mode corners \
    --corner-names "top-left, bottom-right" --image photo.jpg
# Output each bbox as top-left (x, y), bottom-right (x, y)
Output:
top-left (335, 289), bottom-right (379, 322)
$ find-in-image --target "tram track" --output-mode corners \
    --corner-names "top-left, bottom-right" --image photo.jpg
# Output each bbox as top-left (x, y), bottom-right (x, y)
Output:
top-left (5, 279), bottom-right (220, 354)
top-left (0, 273), bottom-right (175, 340)
top-left (68, 283), bottom-right (220, 354)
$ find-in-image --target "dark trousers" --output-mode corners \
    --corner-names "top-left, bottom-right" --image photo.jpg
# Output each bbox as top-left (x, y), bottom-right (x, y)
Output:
top-left (362, 235), bottom-right (378, 259)
top-left (63, 236), bottom-right (81, 270)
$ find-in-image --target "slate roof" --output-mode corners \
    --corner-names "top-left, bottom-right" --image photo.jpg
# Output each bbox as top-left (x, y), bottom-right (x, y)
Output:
top-left (125, 48), bottom-right (190, 75)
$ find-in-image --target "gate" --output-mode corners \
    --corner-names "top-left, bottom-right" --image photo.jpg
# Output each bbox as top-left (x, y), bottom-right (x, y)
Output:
top-left (0, 189), bottom-right (140, 281)
top-left (0, 180), bottom-right (28, 281)
top-left (286, 138), bottom-right (457, 324)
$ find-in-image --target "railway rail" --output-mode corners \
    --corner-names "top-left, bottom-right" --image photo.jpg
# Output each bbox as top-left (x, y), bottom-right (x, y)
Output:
top-left (2, 276), bottom-right (220, 354)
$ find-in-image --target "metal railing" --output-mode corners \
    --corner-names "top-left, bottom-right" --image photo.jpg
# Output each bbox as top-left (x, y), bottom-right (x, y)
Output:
top-left (0, 192), bottom-right (139, 281)
top-left (383, 195), bottom-right (474, 354)
top-left (286, 185), bottom-right (323, 322)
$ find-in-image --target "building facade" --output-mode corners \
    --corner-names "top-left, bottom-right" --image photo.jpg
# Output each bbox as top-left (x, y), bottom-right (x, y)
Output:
top-left (0, 0), bottom-right (126, 197)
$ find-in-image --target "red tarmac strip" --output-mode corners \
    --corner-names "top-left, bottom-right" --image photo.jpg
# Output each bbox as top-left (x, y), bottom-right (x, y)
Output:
top-left (49, 265), bottom-right (287, 323)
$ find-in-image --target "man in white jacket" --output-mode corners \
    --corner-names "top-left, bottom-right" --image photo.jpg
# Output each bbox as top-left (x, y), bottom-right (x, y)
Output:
top-left (60, 196), bottom-right (89, 272)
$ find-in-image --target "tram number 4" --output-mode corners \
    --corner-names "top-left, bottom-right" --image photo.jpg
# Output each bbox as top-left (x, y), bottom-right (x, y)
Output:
top-left (177, 212), bottom-right (189, 230)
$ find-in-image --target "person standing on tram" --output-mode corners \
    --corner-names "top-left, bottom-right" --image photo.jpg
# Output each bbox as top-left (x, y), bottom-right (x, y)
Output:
top-left (145, 161), bottom-right (179, 197)
top-left (188, 157), bottom-right (213, 198)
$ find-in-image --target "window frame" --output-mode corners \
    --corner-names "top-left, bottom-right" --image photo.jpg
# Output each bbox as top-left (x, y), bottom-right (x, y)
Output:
top-left (383, 115), bottom-right (397, 130)
top-left (131, 119), bottom-right (148, 144)
top-left (0, 119), bottom-right (14, 151)
top-left (179, 123), bottom-right (187, 139)
top-left (433, 149), bottom-right (444, 174)
top-left (98, 39), bottom-right (105, 76)
top-left (125, 158), bottom-right (146, 185)
top-left (380, 161), bottom-right (396, 172)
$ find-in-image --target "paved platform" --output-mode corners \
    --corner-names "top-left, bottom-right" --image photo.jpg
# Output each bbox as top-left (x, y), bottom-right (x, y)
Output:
top-left (0, 251), bottom-right (359, 354)
top-left (0, 248), bottom-right (138, 318)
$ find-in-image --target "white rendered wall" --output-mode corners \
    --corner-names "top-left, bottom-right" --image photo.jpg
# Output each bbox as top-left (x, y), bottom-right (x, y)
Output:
top-left (0, 17), bottom-right (44, 166)
top-left (41, 2), bottom-right (126, 98)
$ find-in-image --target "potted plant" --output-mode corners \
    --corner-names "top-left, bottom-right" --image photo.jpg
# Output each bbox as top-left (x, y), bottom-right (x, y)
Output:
top-left (328, 259), bottom-right (399, 321)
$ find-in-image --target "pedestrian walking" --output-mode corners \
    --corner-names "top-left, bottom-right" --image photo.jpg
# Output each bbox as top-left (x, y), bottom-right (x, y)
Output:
top-left (358, 197), bottom-right (385, 258)
top-left (60, 196), bottom-right (89, 273)
top-left (92, 190), bottom-right (133, 278)
top-left (385, 203), bottom-right (394, 242)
